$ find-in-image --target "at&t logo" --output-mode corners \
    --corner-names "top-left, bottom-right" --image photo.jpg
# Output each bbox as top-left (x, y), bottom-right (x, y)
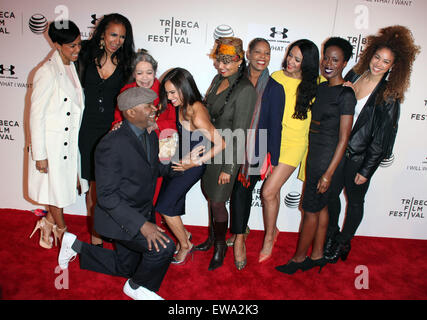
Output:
top-left (284, 192), bottom-right (300, 209)
top-left (29, 13), bottom-right (48, 34)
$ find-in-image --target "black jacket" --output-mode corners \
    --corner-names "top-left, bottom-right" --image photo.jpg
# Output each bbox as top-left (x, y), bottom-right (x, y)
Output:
top-left (93, 120), bottom-right (175, 241)
top-left (345, 69), bottom-right (400, 179)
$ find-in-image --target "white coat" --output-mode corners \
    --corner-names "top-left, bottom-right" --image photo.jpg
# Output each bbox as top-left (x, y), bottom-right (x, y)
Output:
top-left (28, 50), bottom-right (89, 208)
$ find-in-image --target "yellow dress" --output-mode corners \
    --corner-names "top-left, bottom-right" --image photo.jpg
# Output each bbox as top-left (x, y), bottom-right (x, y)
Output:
top-left (271, 70), bottom-right (311, 180)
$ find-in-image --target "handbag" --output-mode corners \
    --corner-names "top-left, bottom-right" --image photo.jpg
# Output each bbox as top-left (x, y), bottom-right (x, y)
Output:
top-left (158, 132), bottom-right (178, 161)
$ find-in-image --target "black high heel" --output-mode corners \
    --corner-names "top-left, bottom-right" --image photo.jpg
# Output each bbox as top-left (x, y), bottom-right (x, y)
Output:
top-left (275, 257), bottom-right (312, 275)
top-left (325, 241), bottom-right (351, 263)
top-left (305, 257), bottom-right (328, 273)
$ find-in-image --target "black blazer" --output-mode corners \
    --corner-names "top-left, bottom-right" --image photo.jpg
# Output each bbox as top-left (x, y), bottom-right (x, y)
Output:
top-left (93, 120), bottom-right (174, 241)
top-left (345, 69), bottom-right (400, 179)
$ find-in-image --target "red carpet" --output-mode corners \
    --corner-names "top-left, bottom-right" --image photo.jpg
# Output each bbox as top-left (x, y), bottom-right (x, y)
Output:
top-left (1, 208), bottom-right (426, 300)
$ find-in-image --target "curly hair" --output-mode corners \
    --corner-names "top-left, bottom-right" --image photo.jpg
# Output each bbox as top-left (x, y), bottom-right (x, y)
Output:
top-left (354, 25), bottom-right (420, 102)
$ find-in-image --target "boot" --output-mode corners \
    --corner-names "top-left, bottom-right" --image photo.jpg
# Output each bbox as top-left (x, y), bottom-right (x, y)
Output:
top-left (325, 240), bottom-right (351, 263)
top-left (208, 220), bottom-right (228, 271)
top-left (323, 230), bottom-right (339, 258)
top-left (195, 211), bottom-right (214, 251)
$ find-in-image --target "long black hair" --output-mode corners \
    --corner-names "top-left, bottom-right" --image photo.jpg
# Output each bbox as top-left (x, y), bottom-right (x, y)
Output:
top-left (159, 67), bottom-right (203, 118)
top-left (81, 13), bottom-right (135, 83)
top-left (282, 39), bottom-right (319, 120)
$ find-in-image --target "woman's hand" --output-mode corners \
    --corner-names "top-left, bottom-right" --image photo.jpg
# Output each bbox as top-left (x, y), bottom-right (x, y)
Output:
top-left (354, 173), bottom-right (368, 185)
top-left (218, 172), bottom-right (231, 185)
top-left (36, 159), bottom-right (48, 174)
top-left (172, 145), bottom-right (205, 171)
top-left (317, 174), bottom-right (331, 194)
top-left (342, 81), bottom-right (355, 91)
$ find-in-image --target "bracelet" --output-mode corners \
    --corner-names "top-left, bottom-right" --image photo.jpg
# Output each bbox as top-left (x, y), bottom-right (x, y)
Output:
top-left (321, 176), bottom-right (329, 183)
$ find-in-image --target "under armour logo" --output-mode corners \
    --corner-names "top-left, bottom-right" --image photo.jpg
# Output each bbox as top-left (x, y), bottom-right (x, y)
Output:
top-left (90, 14), bottom-right (100, 26)
top-left (0, 64), bottom-right (15, 76)
top-left (270, 27), bottom-right (288, 39)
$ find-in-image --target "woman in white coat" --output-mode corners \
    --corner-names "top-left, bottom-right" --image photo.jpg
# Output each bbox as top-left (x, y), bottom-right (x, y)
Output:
top-left (29, 20), bottom-right (88, 249)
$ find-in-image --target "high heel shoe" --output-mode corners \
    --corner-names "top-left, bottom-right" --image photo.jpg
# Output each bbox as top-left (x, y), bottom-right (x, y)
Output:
top-left (258, 227), bottom-right (279, 263)
top-left (325, 241), bottom-right (351, 263)
top-left (29, 217), bottom-right (54, 249)
top-left (275, 256), bottom-right (312, 275)
top-left (304, 257), bottom-right (328, 273)
top-left (171, 245), bottom-right (194, 265)
top-left (234, 239), bottom-right (247, 271)
top-left (226, 226), bottom-right (250, 247)
top-left (52, 225), bottom-right (67, 247)
top-left (174, 233), bottom-right (192, 254)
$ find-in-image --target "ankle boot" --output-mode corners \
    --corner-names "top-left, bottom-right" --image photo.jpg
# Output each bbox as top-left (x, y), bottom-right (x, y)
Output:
top-left (195, 213), bottom-right (214, 251)
top-left (324, 231), bottom-right (339, 258)
top-left (208, 221), bottom-right (228, 271)
top-left (325, 240), bottom-right (351, 263)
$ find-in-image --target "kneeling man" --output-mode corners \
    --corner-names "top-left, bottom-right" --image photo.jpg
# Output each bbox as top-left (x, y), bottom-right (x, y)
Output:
top-left (58, 87), bottom-right (176, 300)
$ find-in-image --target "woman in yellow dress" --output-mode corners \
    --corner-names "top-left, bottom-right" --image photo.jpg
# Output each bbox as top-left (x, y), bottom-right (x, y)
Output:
top-left (259, 39), bottom-right (320, 262)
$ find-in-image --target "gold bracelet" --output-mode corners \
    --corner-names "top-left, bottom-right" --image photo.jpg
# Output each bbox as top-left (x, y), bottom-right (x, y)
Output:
top-left (321, 176), bottom-right (329, 183)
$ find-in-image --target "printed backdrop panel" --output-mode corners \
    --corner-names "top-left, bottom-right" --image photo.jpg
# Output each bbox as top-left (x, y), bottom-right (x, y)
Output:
top-left (0, 0), bottom-right (425, 239)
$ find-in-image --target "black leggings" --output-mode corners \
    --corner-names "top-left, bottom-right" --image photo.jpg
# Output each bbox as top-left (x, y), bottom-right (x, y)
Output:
top-left (327, 157), bottom-right (371, 244)
top-left (230, 175), bottom-right (259, 234)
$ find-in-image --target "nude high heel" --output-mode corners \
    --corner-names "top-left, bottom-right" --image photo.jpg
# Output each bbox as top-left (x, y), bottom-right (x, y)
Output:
top-left (52, 225), bottom-right (68, 246)
top-left (29, 217), bottom-right (54, 249)
top-left (258, 227), bottom-right (280, 263)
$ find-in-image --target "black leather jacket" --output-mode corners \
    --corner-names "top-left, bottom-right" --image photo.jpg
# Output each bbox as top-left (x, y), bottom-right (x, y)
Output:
top-left (345, 69), bottom-right (400, 179)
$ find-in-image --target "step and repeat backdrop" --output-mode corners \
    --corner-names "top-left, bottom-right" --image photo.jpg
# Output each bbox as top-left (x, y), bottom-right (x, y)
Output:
top-left (1, 0), bottom-right (426, 239)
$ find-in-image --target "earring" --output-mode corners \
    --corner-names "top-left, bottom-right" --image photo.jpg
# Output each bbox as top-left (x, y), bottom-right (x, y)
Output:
top-left (100, 39), bottom-right (105, 50)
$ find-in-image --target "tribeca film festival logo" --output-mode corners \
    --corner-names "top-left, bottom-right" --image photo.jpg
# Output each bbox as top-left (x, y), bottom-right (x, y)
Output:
top-left (409, 99), bottom-right (427, 122)
top-left (389, 197), bottom-right (426, 220)
top-left (0, 10), bottom-right (15, 35)
top-left (342, 5), bottom-right (369, 63)
top-left (147, 17), bottom-right (200, 46)
top-left (0, 119), bottom-right (19, 141)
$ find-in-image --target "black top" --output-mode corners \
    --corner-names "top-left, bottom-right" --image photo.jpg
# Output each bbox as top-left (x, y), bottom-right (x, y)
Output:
top-left (81, 62), bottom-right (124, 130)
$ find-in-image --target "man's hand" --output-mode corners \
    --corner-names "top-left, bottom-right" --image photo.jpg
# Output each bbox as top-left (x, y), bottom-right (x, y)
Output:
top-left (140, 221), bottom-right (170, 252)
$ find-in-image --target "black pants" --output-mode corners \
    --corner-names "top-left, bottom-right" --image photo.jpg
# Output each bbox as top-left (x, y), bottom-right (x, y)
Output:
top-left (327, 157), bottom-right (371, 244)
top-left (230, 175), bottom-right (260, 234)
top-left (79, 232), bottom-right (175, 292)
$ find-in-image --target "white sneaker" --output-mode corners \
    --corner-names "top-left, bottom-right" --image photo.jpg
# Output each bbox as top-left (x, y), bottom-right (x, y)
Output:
top-left (123, 279), bottom-right (164, 300)
top-left (58, 232), bottom-right (77, 270)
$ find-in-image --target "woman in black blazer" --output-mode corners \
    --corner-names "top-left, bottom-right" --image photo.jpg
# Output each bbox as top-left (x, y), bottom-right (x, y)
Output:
top-left (226, 38), bottom-right (285, 270)
top-left (325, 25), bottom-right (420, 263)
